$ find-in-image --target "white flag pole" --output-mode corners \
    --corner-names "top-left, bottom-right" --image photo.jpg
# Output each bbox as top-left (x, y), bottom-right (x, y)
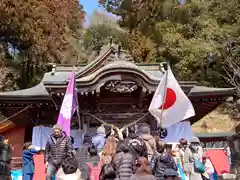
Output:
top-left (159, 62), bottom-right (169, 128)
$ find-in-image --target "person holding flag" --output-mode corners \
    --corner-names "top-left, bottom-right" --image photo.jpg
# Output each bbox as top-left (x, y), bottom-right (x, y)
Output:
top-left (149, 63), bottom-right (195, 179)
top-left (148, 63), bottom-right (195, 132)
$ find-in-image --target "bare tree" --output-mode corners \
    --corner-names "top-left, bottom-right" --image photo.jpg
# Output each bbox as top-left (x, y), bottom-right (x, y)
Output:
top-left (223, 40), bottom-right (240, 178)
top-left (222, 40), bottom-right (240, 98)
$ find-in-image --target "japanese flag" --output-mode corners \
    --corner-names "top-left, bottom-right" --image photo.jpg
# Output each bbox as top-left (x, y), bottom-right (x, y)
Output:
top-left (149, 67), bottom-right (195, 128)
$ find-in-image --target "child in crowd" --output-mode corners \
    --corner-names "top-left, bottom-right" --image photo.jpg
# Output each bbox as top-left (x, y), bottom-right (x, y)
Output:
top-left (22, 142), bottom-right (38, 180)
top-left (56, 156), bottom-right (81, 180)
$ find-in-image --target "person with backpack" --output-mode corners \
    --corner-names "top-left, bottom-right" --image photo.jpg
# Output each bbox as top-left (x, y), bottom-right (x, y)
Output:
top-left (79, 146), bottom-right (102, 180)
top-left (128, 137), bottom-right (148, 159)
top-left (183, 137), bottom-right (204, 180)
top-left (112, 141), bottom-right (135, 180)
top-left (151, 139), bottom-right (178, 180)
top-left (124, 125), bottom-right (147, 160)
top-left (138, 123), bottom-right (156, 162)
top-left (150, 137), bottom-right (162, 170)
top-left (127, 126), bottom-right (139, 140)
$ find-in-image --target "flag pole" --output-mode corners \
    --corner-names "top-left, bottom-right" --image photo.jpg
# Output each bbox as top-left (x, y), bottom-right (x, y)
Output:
top-left (73, 66), bottom-right (82, 131)
top-left (159, 62), bottom-right (169, 128)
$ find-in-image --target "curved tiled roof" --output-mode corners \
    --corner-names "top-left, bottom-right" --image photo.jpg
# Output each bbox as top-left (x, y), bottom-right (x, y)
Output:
top-left (0, 83), bottom-right (50, 99)
top-left (77, 60), bottom-right (162, 84)
top-left (75, 48), bottom-right (114, 78)
top-left (188, 86), bottom-right (236, 96)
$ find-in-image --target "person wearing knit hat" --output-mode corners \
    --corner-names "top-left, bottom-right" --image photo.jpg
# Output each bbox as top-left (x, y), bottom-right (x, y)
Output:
top-left (92, 125), bottom-right (106, 156)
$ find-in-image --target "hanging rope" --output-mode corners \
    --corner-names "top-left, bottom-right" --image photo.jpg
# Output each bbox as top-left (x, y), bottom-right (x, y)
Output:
top-left (85, 112), bottom-right (150, 140)
top-left (0, 105), bottom-right (32, 125)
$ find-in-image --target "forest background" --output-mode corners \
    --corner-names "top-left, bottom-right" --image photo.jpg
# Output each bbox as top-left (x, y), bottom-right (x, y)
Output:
top-left (0, 0), bottom-right (239, 132)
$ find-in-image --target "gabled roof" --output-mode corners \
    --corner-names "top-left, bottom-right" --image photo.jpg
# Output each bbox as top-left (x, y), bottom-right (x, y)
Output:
top-left (188, 86), bottom-right (236, 97)
top-left (76, 47), bottom-right (114, 78)
top-left (76, 60), bottom-right (162, 83)
top-left (0, 45), bottom-right (236, 99)
top-left (196, 132), bottom-right (234, 138)
top-left (0, 83), bottom-right (51, 100)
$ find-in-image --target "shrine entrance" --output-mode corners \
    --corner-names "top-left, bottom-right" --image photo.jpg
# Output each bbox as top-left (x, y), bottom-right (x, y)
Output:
top-left (77, 79), bottom-right (157, 134)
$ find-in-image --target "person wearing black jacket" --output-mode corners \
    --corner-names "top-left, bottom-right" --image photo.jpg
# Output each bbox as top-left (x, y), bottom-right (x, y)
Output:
top-left (128, 126), bottom-right (139, 140)
top-left (151, 138), bottom-right (177, 180)
top-left (78, 145), bottom-right (101, 180)
top-left (44, 124), bottom-right (73, 180)
top-left (125, 125), bottom-right (148, 159)
top-left (0, 138), bottom-right (12, 180)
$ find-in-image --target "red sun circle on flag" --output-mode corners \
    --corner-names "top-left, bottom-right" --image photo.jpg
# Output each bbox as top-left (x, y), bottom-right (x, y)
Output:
top-left (159, 88), bottom-right (177, 110)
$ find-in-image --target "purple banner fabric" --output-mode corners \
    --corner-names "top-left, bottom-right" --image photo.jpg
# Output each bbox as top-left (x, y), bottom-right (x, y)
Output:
top-left (57, 71), bottom-right (78, 136)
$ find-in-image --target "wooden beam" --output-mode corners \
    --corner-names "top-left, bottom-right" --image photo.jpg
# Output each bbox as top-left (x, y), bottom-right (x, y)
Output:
top-left (0, 120), bottom-right (15, 133)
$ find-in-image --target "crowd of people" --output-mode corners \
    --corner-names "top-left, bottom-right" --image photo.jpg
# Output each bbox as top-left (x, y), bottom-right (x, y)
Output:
top-left (0, 123), bottom-right (215, 180)
top-left (37, 123), bottom-right (213, 180)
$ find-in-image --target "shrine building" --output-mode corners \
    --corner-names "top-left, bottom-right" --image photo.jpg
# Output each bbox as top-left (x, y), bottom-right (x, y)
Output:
top-left (0, 45), bottom-right (236, 159)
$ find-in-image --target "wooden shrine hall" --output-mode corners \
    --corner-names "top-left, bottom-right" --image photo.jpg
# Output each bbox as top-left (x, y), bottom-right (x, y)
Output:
top-left (0, 45), bottom-right (236, 158)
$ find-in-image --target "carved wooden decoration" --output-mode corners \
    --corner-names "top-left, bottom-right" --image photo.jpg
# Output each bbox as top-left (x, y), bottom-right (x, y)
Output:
top-left (104, 80), bottom-right (138, 93)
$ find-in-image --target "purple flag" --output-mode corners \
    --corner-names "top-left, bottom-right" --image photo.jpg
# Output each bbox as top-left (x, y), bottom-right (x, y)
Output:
top-left (57, 71), bottom-right (78, 136)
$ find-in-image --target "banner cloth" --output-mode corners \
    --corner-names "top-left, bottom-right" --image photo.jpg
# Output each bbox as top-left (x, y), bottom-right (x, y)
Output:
top-left (32, 126), bottom-right (83, 150)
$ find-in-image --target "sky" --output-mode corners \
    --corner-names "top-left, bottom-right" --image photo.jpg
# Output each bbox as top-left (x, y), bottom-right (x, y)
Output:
top-left (80, 0), bottom-right (119, 27)
top-left (80, 0), bottom-right (100, 15)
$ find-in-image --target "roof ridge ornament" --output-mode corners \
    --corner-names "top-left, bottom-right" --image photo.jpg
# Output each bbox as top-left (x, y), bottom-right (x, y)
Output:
top-left (50, 63), bottom-right (56, 76)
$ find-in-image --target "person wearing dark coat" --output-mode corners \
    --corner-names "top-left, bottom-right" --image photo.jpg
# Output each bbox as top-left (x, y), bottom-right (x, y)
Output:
top-left (127, 126), bottom-right (139, 140)
top-left (130, 157), bottom-right (156, 180)
top-left (45, 124), bottom-right (73, 180)
top-left (151, 139), bottom-right (177, 180)
top-left (0, 138), bottom-right (12, 180)
top-left (79, 146), bottom-right (101, 180)
top-left (99, 163), bottom-right (116, 180)
top-left (112, 141), bottom-right (135, 180)
top-left (22, 142), bottom-right (39, 180)
top-left (125, 126), bottom-right (148, 159)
